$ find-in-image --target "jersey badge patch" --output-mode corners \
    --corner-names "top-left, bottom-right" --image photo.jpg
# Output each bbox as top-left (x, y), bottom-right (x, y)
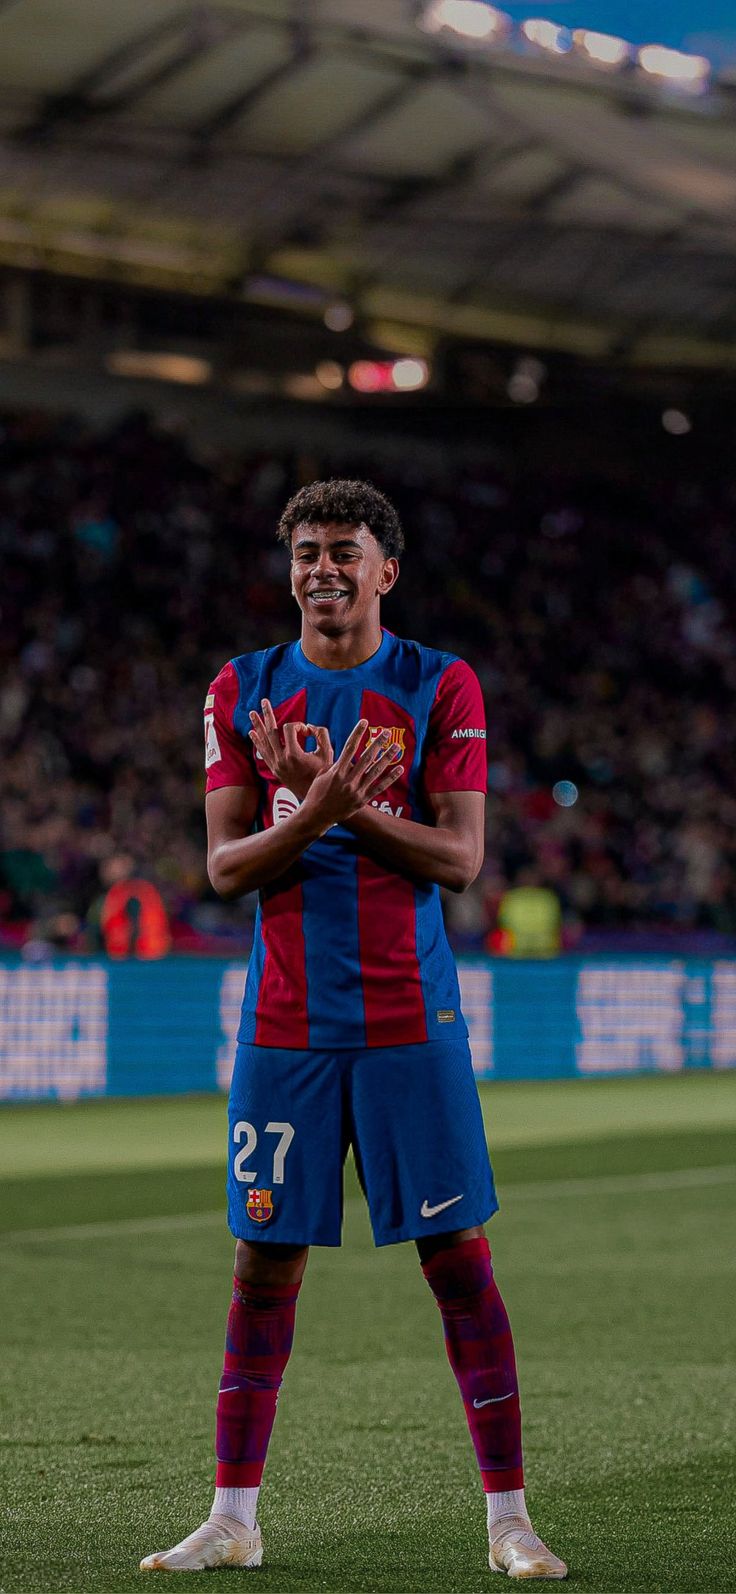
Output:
top-left (246, 1189), bottom-right (274, 1224)
top-left (204, 693), bottom-right (215, 710)
top-left (204, 712), bottom-right (221, 768)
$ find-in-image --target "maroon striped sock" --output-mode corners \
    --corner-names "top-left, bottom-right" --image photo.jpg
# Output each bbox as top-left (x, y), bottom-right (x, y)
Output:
top-left (422, 1236), bottom-right (524, 1492)
top-left (214, 1274), bottom-right (301, 1488)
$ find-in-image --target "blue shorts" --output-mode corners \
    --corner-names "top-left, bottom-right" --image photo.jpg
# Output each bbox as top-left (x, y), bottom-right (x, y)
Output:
top-left (227, 1036), bottom-right (497, 1248)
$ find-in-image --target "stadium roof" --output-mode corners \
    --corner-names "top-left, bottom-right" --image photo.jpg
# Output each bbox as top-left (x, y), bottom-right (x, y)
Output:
top-left (1, 0), bottom-right (736, 368)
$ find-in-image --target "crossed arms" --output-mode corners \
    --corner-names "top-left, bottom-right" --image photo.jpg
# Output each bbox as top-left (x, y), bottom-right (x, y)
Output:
top-left (206, 702), bottom-right (485, 900)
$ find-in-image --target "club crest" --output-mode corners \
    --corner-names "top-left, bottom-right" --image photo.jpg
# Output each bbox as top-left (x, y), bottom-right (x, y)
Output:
top-left (367, 725), bottom-right (406, 756)
top-left (246, 1188), bottom-right (274, 1224)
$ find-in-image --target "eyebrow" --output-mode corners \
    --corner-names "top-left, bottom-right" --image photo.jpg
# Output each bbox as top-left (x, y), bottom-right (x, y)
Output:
top-left (293, 537), bottom-right (363, 551)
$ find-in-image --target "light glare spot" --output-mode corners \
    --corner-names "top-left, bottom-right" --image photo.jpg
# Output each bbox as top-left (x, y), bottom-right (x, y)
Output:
top-left (662, 408), bottom-right (692, 435)
top-left (553, 781), bottom-right (579, 807)
top-left (323, 302), bottom-right (354, 332)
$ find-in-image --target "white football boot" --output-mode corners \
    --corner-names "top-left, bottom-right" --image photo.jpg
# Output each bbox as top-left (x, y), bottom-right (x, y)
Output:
top-left (140, 1515), bottom-right (263, 1571)
top-left (489, 1515), bottom-right (567, 1579)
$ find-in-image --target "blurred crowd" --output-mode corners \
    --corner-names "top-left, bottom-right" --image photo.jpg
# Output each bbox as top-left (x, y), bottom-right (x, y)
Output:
top-left (3, 404), bottom-right (736, 956)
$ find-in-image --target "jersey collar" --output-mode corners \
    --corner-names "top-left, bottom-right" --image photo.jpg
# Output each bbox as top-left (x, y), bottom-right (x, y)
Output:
top-left (293, 627), bottom-right (390, 679)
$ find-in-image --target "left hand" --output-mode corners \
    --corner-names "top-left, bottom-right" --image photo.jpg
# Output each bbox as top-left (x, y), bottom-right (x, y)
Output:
top-left (249, 698), bottom-right (334, 799)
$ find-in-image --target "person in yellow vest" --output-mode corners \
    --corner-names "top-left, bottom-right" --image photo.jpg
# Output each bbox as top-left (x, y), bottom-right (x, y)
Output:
top-left (495, 866), bottom-right (561, 958)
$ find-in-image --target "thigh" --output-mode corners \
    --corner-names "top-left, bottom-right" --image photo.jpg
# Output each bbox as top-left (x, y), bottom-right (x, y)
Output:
top-left (349, 1037), bottom-right (498, 1247)
top-left (227, 1044), bottom-right (344, 1247)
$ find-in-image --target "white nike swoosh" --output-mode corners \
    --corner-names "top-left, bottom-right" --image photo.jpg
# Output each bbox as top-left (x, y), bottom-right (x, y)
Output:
top-left (473, 1393), bottom-right (514, 1407)
top-left (420, 1195), bottom-right (464, 1219)
top-left (219, 1385), bottom-right (240, 1393)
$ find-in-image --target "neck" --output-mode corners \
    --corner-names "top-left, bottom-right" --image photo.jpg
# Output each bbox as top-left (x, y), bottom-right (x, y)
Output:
top-left (299, 615), bottom-right (383, 670)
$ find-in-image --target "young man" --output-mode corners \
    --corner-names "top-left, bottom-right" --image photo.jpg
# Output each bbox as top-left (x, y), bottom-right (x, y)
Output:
top-left (141, 479), bottom-right (566, 1580)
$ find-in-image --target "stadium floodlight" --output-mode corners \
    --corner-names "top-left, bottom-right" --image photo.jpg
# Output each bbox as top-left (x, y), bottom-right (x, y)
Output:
top-left (573, 29), bottom-right (630, 69)
top-left (419, 0), bottom-right (510, 44)
top-left (391, 357), bottom-right (430, 391)
top-left (520, 18), bottom-right (572, 54)
top-left (637, 44), bottom-right (709, 87)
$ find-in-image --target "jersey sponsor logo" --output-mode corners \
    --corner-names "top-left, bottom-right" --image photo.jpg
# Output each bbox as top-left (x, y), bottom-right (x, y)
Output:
top-left (204, 712), bottom-right (221, 768)
top-left (370, 799), bottom-right (403, 818)
top-left (246, 1188), bottom-right (274, 1224)
top-left (451, 727), bottom-right (486, 740)
top-left (272, 786), bottom-right (300, 825)
top-left (367, 724), bottom-right (406, 756)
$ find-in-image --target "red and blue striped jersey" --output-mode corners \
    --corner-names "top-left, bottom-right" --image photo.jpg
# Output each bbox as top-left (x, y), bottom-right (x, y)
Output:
top-left (204, 629), bottom-right (487, 1049)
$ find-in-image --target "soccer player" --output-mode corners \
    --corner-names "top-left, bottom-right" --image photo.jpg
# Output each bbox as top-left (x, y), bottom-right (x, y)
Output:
top-left (140, 480), bottom-right (566, 1580)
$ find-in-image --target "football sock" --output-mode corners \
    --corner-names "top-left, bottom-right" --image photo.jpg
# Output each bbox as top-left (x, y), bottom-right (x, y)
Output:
top-left (421, 1236), bottom-right (524, 1493)
top-left (211, 1273), bottom-right (301, 1518)
top-left (486, 1487), bottom-right (530, 1529)
top-left (210, 1486), bottom-right (260, 1531)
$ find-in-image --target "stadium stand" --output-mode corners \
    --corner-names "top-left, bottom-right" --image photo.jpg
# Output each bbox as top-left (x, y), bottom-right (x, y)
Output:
top-left (2, 404), bottom-right (736, 957)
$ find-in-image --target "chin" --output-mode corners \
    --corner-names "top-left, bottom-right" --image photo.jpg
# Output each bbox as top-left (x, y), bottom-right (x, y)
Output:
top-left (302, 606), bottom-right (353, 636)
top-left (311, 616), bottom-right (350, 637)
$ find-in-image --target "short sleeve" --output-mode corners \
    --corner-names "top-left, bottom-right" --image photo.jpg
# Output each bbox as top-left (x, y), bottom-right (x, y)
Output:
top-left (204, 661), bottom-right (258, 793)
top-left (422, 659), bottom-right (488, 793)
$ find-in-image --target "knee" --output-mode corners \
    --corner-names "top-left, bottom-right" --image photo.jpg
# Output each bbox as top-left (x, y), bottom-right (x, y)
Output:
top-left (234, 1238), bottom-right (309, 1286)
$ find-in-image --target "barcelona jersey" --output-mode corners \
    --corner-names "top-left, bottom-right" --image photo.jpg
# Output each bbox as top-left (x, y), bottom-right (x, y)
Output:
top-left (204, 629), bottom-right (487, 1051)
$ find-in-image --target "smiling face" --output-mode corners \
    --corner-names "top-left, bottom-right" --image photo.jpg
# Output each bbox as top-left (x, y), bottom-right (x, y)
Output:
top-left (290, 520), bottom-right (399, 639)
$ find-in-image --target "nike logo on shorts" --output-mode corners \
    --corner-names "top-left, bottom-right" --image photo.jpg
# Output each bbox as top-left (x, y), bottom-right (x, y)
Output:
top-left (473, 1393), bottom-right (514, 1407)
top-left (420, 1194), bottom-right (464, 1218)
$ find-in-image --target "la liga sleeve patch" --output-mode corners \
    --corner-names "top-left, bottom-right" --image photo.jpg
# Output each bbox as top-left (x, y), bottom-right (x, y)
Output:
top-left (423, 658), bottom-right (488, 793)
top-left (204, 661), bottom-right (258, 792)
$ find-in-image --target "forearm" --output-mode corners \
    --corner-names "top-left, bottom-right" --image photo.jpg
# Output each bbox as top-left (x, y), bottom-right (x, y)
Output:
top-left (346, 806), bottom-right (478, 892)
top-left (209, 808), bottom-right (324, 899)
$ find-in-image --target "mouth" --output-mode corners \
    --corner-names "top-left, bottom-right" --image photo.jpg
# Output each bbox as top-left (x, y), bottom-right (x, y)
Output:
top-left (307, 588), bottom-right (351, 606)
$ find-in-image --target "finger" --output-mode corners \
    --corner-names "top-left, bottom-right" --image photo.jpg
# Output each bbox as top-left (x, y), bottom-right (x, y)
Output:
top-left (261, 698), bottom-right (278, 732)
top-left (355, 733), bottom-right (395, 775)
top-left (352, 729), bottom-right (390, 775)
top-left (336, 718), bottom-right (369, 766)
top-left (363, 763), bottom-right (404, 799)
top-left (311, 725), bottom-right (335, 766)
top-left (249, 727), bottom-right (273, 767)
top-left (283, 721), bottom-right (307, 755)
top-left (250, 707), bottom-right (280, 757)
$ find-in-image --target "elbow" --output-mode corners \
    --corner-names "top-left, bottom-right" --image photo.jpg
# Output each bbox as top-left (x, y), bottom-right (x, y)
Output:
top-left (445, 848), bottom-right (483, 894)
top-left (445, 866), bottom-right (479, 895)
top-left (208, 852), bottom-right (240, 901)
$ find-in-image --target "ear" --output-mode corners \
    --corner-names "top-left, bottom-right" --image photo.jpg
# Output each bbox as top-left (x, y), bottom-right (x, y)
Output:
top-left (377, 557), bottom-right (399, 596)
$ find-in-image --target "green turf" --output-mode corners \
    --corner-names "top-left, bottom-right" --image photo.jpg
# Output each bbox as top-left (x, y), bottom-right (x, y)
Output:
top-left (1, 1076), bottom-right (735, 1593)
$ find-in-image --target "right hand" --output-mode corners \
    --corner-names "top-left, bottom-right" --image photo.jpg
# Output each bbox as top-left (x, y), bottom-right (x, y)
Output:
top-left (300, 719), bottom-right (403, 833)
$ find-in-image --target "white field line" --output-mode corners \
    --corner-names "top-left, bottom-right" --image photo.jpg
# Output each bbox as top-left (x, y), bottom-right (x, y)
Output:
top-left (1, 1164), bottom-right (734, 1246)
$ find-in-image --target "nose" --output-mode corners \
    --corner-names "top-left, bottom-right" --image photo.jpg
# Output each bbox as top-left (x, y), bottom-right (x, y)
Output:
top-left (312, 549), bottom-right (340, 579)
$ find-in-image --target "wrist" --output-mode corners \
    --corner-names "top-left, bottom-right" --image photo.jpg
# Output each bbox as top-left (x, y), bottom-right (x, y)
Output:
top-left (290, 799), bottom-right (331, 844)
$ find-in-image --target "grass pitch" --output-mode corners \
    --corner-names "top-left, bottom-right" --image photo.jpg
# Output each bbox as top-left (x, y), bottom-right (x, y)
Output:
top-left (1, 1073), bottom-right (735, 1594)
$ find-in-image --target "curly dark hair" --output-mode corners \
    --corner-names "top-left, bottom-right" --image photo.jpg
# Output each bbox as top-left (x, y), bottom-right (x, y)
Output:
top-left (276, 478), bottom-right (404, 558)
